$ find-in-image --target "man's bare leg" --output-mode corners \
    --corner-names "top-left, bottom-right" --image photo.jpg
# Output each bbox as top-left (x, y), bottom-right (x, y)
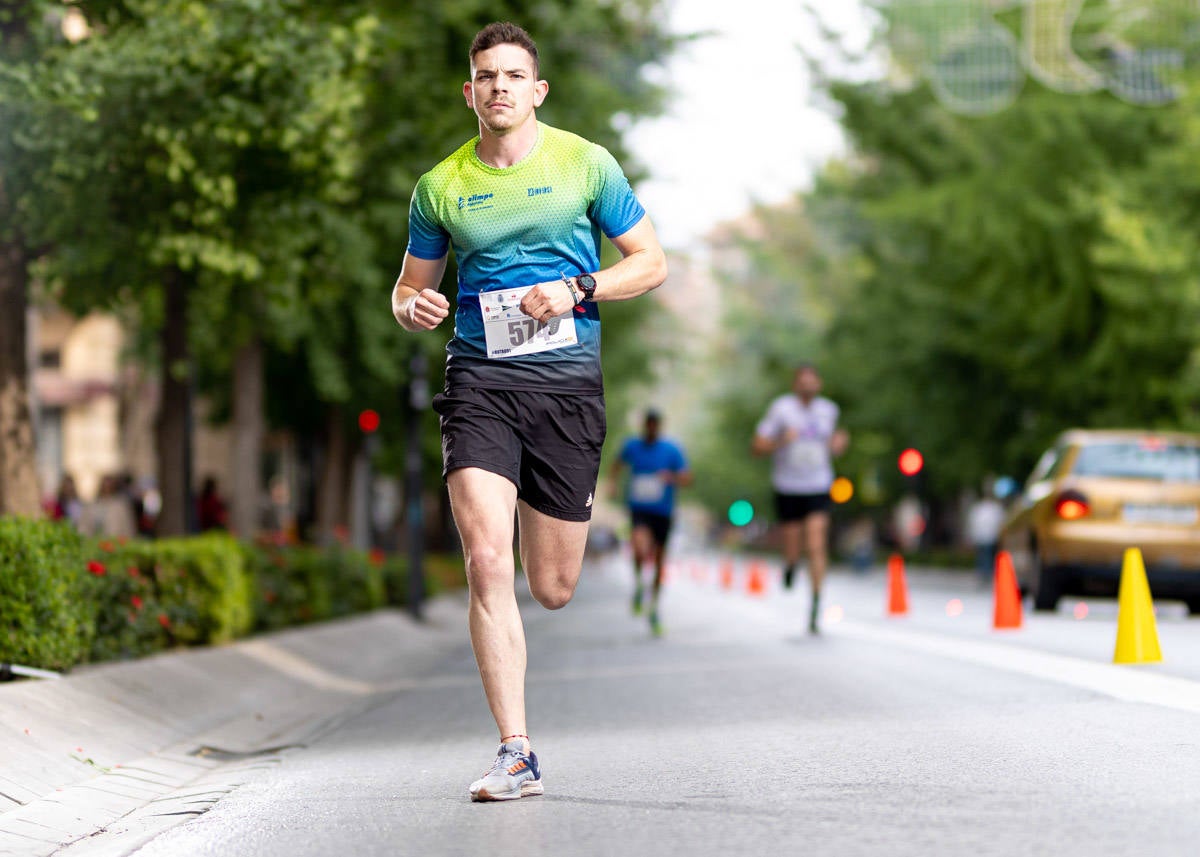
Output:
top-left (447, 468), bottom-right (529, 749)
top-left (516, 500), bottom-right (590, 612)
top-left (629, 524), bottom-right (654, 614)
top-left (803, 511), bottom-right (831, 633)
top-left (780, 520), bottom-right (803, 589)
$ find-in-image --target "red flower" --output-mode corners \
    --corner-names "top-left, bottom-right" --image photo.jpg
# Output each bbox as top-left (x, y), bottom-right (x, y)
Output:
top-left (157, 613), bottom-right (170, 629)
top-left (131, 595), bottom-right (143, 610)
top-left (127, 566), bottom-right (141, 578)
top-left (86, 560), bottom-right (106, 576)
top-left (369, 549), bottom-right (385, 567)
top-left (98, 540), bottom-right (114, 552)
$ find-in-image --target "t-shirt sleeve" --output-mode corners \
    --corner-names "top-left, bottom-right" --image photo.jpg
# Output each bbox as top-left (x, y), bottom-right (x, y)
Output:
top-left (405, 174), bottom-right (450, 261)
top-left (619, 438), bottom-right (634, 465)
top-left (755, 399), bottom-right (783, 440)
top-left (672, 444), bottom-right (688, 472)
top-left (587, 144), bottom-right (646, 240)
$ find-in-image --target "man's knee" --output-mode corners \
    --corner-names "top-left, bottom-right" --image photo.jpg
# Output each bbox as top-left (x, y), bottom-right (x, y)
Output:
top-left (527, 566), bottom-right (579, 610)
top-left (464, 543), bottom-right (513, 590)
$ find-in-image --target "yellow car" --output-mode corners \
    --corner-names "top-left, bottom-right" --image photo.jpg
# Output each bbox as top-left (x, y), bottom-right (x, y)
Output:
top-left (1001, 429), bottom-right (1200, 613)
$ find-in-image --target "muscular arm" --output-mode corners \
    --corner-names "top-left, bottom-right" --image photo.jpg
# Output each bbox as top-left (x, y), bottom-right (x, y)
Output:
top-left (392, 252), bottom-right (450, 331)
top-left (593, 215), bottom-right (668, 302)
top-left (517, 214), bottom-right (670, 322)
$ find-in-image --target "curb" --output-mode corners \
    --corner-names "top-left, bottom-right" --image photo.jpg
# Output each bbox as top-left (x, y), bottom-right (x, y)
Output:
top-left (0, 595), bottom-right (468, 855)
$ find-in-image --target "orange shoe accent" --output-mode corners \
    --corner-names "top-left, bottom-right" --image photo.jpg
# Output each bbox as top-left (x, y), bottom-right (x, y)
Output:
top-left (886, 553), bottom-right (909, 616)
top-left (992, 550), bottom-right (1023, 630)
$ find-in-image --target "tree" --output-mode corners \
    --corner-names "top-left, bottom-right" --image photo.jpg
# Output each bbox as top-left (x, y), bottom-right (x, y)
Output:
top-left (37, 0), bottom-right (378, 535)
top-left (0, 1), bottom-right (77, 517)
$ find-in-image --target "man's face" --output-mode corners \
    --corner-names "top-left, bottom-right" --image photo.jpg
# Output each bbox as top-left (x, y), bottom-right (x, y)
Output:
top-left (464, 43), bottom-right (547, 135)
top-left (793, 368), bottom-right (822, 398)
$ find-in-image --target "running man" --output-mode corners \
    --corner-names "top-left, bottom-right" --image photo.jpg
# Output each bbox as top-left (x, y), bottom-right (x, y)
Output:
top-left (391, 22), bottom-right (667, 802)
top-left (610, 409), bottom-right (692, 636)
top-left (752, 364), bottom-right (849, 634)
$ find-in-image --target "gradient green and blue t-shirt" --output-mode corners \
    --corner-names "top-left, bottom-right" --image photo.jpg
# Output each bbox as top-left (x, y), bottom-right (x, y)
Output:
top-left (406, 123), bottom-right (645, 393)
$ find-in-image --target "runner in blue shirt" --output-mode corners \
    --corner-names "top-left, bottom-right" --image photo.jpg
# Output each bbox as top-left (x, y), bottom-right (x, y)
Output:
top-left (610, 410), bottom-right (691, 636)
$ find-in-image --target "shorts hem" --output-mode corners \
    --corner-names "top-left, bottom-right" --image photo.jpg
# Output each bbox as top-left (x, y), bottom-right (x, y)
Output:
top-left (523, 499), bottom-right (593, 523)
top-left (445, 460), bottom-right (520, 487)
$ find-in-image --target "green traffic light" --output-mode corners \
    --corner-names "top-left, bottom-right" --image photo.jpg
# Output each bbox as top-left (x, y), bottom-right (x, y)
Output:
top-left (728, 499), bottom-right (754, 527)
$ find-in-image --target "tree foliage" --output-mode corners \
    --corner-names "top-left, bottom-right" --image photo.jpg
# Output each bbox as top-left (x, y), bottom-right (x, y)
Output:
top-left (691, 1), bottom-right (1200, 522)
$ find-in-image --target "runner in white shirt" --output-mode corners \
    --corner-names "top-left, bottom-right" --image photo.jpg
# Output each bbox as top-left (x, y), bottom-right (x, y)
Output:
top-left (752, 365), bottom-right (849, 633)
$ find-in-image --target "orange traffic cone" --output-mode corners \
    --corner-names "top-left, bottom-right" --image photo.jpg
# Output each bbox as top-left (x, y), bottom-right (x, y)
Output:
top-left (746, 560), bottom-right (766, 597)
top-left (887, 553), bottom-right (909, 616)
top-left (719, 558), bottom-right (735, 591)
top-left (992, 550), bottom-right (1023, 630)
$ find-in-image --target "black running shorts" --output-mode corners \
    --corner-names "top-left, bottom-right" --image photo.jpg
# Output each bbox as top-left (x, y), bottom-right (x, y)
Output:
top-left (774, 491), bottom-right (832, 523)
top-left (630, 510), bottom-right (673, 547)
top-left (433, 387), bottom-right (606, 522)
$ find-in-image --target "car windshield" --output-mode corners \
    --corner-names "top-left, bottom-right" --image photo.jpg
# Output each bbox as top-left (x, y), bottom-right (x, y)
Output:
top-left (1072, 442), bottom-right (1200, 482)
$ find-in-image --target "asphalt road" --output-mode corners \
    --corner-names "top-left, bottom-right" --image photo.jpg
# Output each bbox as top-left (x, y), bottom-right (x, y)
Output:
top-left (89, 551), bottom-right (1200, 857)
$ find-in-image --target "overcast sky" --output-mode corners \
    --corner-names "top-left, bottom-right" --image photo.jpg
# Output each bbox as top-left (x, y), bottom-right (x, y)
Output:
top-left (626, 0), bottom-right (875, 251)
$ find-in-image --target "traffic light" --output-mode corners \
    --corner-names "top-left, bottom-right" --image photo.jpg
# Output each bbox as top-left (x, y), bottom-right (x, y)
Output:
top-left (898, 448), bottom-right (924, 477)
top-left (727, 499), bottom-right (755, 527)
top-left (358, 409), bottom-right (381, 433)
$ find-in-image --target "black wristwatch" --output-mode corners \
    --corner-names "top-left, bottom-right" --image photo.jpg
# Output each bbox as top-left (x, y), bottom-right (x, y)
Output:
top-left (575, 273), bottom-right (597, 303)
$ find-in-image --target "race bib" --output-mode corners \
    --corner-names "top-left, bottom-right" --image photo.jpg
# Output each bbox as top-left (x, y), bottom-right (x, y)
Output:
top-left (479, 285), bottom-right (578, 359)
top-left (630, 474), bottom-right (667, 504)
top-left (786, 439), bottom-right (825, 471)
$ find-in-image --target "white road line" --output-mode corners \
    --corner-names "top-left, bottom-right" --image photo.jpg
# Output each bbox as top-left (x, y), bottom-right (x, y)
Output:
top-left (837, 619), bottom-right (1200, 716)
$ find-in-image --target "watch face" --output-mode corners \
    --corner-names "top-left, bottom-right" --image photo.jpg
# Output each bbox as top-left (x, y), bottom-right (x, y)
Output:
top-left (577, 273), bottom-right (597, 290)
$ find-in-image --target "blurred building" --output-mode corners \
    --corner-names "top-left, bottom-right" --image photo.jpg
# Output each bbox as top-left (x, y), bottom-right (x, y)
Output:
top-left (29, 305), bottom-right (233, 505)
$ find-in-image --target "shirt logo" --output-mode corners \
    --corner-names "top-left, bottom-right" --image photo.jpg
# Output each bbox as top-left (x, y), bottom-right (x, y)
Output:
top-left (459, 192), bottom-right (495, 212)
top-left (527, 186), bottom-right (553, 197)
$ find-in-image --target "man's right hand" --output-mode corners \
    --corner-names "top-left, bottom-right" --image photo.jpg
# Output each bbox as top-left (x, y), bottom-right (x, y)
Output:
top-left (403, 288), bottom-right (450, 331)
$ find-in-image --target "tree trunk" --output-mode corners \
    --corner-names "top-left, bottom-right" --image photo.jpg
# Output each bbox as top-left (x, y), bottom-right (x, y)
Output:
top-left (155, 268), bottom-right (193, 536)
top-left (0, 240), bottom-right (42, 517)
top-left (314, 405), bottom-right (351, 545)
top-left (230, 339), bottom-right (263, 539)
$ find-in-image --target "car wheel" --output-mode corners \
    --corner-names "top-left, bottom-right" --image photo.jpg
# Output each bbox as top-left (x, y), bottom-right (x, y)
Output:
top-left (1031, 552), bottom-right (1063, 612)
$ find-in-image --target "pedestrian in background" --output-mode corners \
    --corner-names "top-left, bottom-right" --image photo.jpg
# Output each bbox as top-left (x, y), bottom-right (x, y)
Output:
top-left (752, 364), bottom-right (849, 634)
top-left (391, 21), bottom-right (666, 802)
top-left (50, 473), bottom-right (83, 529)
top-left (196, 476), bottom-right (229, 532)
top-left (80, 474), bottom-right (136, 539)
top-left (967, 484), bottom-right (1006, 586)
top-left (609, 409), bottom-right (691, 637)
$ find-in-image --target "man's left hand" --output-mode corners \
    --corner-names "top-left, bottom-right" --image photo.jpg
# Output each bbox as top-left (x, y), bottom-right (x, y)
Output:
top-left (520, 279), bottom-right (576, 323)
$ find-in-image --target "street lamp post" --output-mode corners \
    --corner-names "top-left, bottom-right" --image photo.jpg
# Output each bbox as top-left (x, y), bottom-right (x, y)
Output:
top-left (405, 352), bottom-right (428, 620)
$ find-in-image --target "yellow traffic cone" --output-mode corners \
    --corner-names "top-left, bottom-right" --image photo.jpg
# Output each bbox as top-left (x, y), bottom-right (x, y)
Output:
top-left (1113, 547), bottom-right (1162, 665)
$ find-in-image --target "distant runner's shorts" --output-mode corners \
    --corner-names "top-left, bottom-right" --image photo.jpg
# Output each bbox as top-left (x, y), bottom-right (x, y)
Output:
top-left (630, 510), bottom-right (673, 547)
top-left (433, 388), bottom-right (606, 522)
top-left (774, 491), bottom-right (832, 523)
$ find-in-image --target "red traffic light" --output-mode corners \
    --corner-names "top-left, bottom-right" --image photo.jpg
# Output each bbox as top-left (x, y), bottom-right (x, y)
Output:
top-left (898, 448), bottom-right (924, 477)
top-left (358, 409), bottom-right (381, 433)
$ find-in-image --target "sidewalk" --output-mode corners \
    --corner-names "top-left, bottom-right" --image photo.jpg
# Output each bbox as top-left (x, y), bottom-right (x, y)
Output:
top-left (0, 595), bottom-right (470, 856)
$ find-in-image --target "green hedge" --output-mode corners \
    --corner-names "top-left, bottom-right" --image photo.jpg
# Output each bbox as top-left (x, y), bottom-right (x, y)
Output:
top-left (0, 518), bottom-right (95, 671)
top-left (0, 515), bottom-right (464, 672)
top-left (247, 543), bottom-right (386, 631)
top-left (85, 533), bottom-right (254, 661)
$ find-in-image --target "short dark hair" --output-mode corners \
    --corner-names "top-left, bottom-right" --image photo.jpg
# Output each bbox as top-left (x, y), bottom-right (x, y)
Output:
top-left (470, 22), bottom-right (539, 76)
